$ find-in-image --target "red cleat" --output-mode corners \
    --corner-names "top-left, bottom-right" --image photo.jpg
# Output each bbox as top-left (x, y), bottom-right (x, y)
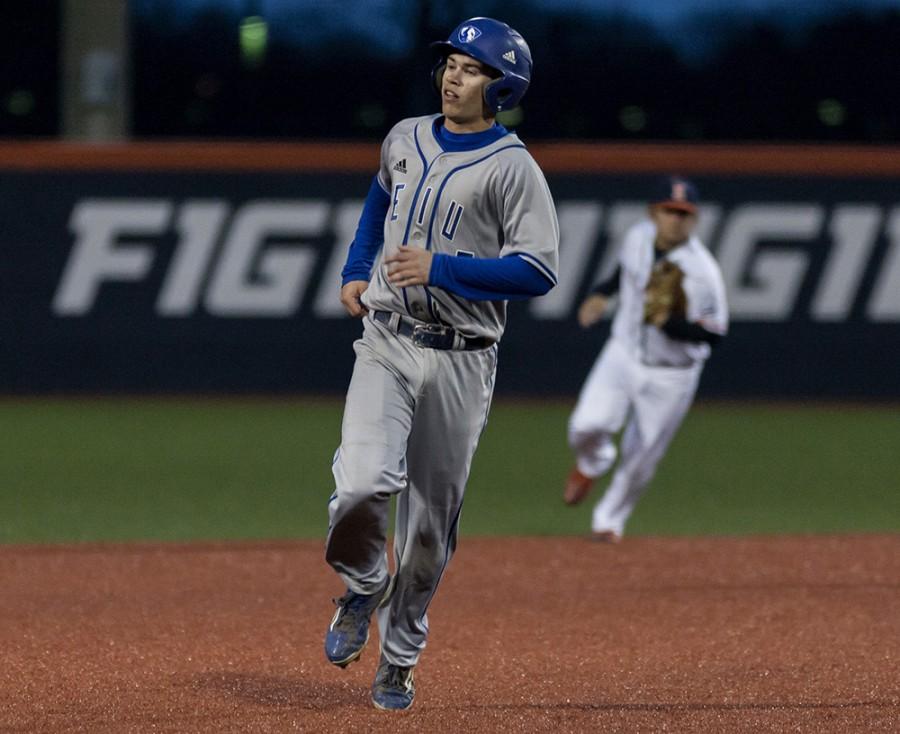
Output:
top-left (563, 466), bottom-right (594, 506)
top-left (590, 530), bottom-right (622, 544)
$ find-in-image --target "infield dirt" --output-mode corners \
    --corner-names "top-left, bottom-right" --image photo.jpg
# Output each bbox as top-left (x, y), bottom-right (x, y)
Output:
top-left (2, 535), bottom-right (898, 732)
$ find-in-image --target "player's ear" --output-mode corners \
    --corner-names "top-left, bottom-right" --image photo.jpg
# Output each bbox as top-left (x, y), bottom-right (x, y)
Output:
top-left (432, 61), bottom-right (446, 93)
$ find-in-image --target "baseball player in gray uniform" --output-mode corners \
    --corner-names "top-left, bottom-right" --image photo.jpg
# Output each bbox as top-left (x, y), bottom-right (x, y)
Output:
top-left (323, 17), bottom-right (559, 711)
top-left (563, 177), bottom-right (728, 542)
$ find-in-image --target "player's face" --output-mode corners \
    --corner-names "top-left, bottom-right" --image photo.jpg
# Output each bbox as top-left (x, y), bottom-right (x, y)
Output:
top-left (441, 53), bottom-right (494, 132)
top-left (651, 205), bottom-right (697, 249)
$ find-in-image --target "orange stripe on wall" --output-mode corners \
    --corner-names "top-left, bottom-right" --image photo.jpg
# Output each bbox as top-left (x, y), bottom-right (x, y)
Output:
top-left (531, 143), bottom-right (900, 176)
top-left (3, 141), bottom-right (900, 176)
top-left (0, 142), bottom-right (380, 172)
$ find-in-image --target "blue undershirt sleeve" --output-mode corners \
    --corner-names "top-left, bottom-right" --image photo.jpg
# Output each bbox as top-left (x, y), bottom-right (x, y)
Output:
top-left (429, 252), bottom-right (554, 301)
top-left (341, 176), bottom-right (390, 285)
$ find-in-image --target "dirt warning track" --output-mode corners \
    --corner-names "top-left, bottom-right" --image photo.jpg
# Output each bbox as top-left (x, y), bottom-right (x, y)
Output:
top-left (1, 535), bottom-right (898, 733)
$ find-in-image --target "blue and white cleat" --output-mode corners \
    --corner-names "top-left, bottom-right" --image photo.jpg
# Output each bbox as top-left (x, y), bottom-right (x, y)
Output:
top-left (371, 656), bottom-right (415, 711)
top-left (324, 578), bottom-right (391, 668)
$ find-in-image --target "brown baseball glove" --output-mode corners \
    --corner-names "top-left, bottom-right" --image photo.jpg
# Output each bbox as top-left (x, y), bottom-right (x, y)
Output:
top-left (643, 260), bottom-right (687, 325)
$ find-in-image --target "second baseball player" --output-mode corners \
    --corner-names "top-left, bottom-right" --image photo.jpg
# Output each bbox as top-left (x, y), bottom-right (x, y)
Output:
top-left (563, 177), bottom-right (728, 541)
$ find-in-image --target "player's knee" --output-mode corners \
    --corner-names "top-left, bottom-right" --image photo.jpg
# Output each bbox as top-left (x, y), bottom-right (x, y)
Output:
top-left (597, 440), bottom-right (617, 466)
top-left (334, 451), bottom-right (404, 502)
top-left (567, 424), bottom-right (592, 450)
top-left (568, 424), bottom-right (614, 454)
top-left (337, 477), bottom-right (394, 507)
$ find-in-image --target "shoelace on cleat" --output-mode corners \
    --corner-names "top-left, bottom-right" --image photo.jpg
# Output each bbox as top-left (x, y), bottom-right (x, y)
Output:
top-left (378, 664), bottom-right (413, 692)
top-left (332, 591), bottom-right (377, 631)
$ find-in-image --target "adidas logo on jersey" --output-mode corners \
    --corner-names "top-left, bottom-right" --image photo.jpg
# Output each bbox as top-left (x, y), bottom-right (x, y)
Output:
top-left (393, 159), bottom-right (407, 174)
top-left (502, 50), bottom-right (516, 64)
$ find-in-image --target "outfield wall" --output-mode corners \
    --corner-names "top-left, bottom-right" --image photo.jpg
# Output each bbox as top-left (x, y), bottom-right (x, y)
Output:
top-left (1, 142), bottom-right (899, 398)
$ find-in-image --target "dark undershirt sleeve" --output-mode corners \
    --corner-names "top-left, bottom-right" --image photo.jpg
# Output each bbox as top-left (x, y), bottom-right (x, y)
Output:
top-left (589, 266), bottom-right (621, 297)
top-left (661, 316), bottom-right (723, 346)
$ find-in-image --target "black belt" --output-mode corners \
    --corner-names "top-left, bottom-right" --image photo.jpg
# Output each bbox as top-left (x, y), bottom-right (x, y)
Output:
top-left (372, 311), bottom-right (493, 351)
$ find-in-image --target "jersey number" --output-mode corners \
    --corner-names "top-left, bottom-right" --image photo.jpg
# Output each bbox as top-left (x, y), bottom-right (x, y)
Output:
top-left (398, 185), bottom-right (465, 241)
top-left (441, 200), bottom-right (464, 241)
top-left (390, 183), bottom-right (406, 221)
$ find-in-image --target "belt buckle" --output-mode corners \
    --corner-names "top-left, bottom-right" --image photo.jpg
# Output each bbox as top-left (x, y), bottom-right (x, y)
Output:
top-left (412, 323), bottom-right (452, 349)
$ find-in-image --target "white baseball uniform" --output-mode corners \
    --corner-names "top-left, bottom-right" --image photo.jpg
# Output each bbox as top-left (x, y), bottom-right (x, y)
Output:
top-left (568, 219), bottom-right (728, 536)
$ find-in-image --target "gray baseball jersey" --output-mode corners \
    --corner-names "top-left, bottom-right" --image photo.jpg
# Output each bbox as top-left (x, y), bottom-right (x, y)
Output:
top-left (360, 114), bottom-right (559, 342)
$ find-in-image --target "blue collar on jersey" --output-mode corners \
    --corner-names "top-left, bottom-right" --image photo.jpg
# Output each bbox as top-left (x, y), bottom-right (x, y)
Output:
top-left (432, 118), bottom-right (509, 152)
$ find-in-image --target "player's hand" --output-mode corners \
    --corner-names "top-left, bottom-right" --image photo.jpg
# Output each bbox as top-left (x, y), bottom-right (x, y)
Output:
top-left (385, 246), bottom-right (434, 287)
top-left (340, 280), bottom-right (370, 318)
top-left (577, 294), bottom-right (609, 328)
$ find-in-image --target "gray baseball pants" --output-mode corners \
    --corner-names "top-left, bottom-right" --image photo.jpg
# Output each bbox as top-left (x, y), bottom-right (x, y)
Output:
top-left (326, 314), bottom-right (497, 667)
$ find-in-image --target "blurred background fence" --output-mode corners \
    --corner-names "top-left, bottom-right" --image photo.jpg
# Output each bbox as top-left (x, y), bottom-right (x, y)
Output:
top-left (2, 141), bottom-right (900, 398)
top-left (2, 1), bottom-right (900, 400)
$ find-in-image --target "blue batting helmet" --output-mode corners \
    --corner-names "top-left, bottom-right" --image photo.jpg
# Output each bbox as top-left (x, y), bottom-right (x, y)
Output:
top-left (431, 17), bottom-right (533, 113)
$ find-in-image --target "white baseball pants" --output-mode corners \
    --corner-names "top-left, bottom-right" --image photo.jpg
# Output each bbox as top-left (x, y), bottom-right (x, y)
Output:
top-left (568, 337), bottom-right (701, 535)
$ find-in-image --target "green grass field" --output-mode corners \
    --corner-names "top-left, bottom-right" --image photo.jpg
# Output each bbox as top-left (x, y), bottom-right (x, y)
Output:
top-left (1, 398), bottom-right (897, 544)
